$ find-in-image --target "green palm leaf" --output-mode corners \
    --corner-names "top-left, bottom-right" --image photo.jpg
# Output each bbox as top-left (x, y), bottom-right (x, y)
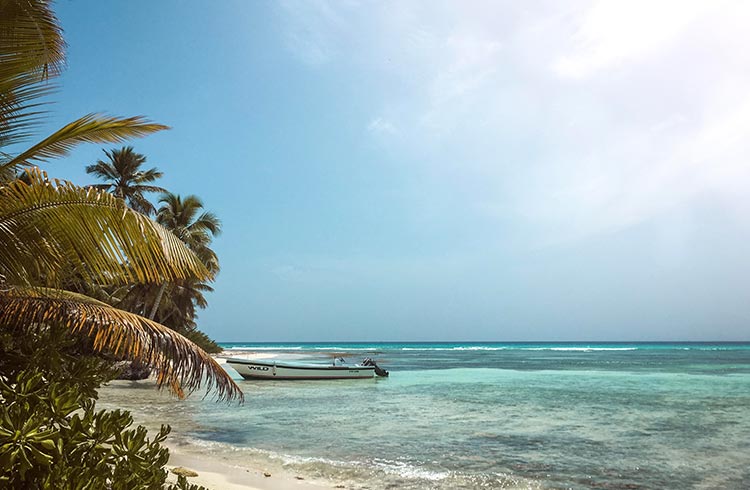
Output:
top-left (1, 114), bottom-right (169, 171)
top-left (0, 288), bottom-right (243, 402)
top-left (0, 0), bottom-right (234, 404)
top-left (0, 0), bottom-right (66, 80)
top-left (0, 0), bottom-right (65, 149)
top-left (0, 167), bottom-right (209, 287)
top-left (85, 146), bottom-right (167, 215)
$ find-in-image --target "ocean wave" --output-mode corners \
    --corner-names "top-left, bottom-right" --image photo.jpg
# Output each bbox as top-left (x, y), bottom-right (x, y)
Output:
top-left (528, 347), bottom-right (638, 351)
top-left (224, 346), bottom-right (304, 350)
top-left (223, 346), bottom-right (383, 351)
top-left (370, 458), bottom-right (451, 481)
top-left (178, 437), bottom-right (541, 489)
top-left (400, 347), bottom-right (507, 351)
top-left (308, 347), bottom-right (385, 352)
top-left (400, 346), bottom-right (639, 351)
top-left (278, 453), bottom-right (451, 482)
top-left (222, 344), bottom-right (749, 352)
top-left (182, 437), bottom-right (451, 483)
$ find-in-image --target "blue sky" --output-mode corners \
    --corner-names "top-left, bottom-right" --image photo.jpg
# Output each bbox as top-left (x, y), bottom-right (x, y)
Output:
top-left (29, 1), bottom-right (750, 341)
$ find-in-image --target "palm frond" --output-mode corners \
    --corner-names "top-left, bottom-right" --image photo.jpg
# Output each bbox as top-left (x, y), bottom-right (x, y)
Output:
top-left (0, 0), bottom-right (66, 146)
top-left (1, 114), bottom-right (169, 171)
top-left (190, 211), bottom-right (222, 236)
top-left (86, 183), bottom-right (113, 191)
top-left (134, 184), bottom-right (168, 194)
top-left (128, 192), bottom-right (157, 216)
top-left (0, 0), bottom-right (66, 80)
top-left (0, 288), bottom-right (243, 402)
top-left (0, 75), bottom-right (54, 148)
top-left (85, 160), bottom-right (121, 182)
top-left (0, 168), bottom-right (210, 287)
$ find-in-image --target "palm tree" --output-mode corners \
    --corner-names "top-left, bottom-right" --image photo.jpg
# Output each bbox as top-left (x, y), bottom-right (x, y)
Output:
top-left (0, 0), bottom-right (241, 401)
top-left (157, 193), bottom-right (222, 265)
top-left (148, 193), bottom-right (221, 320)
top-left (0, 170), bottom-right (240, 400)
top-left (86, 146), bottom-right (167, 215)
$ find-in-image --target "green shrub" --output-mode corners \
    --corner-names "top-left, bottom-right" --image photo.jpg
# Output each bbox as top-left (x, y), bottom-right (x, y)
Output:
top-left (0, 328), bottom-right (205, 489)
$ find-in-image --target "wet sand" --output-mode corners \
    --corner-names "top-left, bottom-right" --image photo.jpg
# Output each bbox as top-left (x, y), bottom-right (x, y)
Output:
top-left (165, 445), bottom-right (327, 490)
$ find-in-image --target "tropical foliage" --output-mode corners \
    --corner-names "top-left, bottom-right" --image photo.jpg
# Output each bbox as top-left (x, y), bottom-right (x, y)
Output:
top-left (0, 0), bottom-right (239, 398)
top-left (84, 183), bottom-right (225, 355)
top-left (0, 327), bottom-right (206, 489)
top-left (86, 146), bottom-right (167, 215)
top-left (1, 0), bottom-right (240, 487)
top-left (85, 153), bottom-right (225, 356)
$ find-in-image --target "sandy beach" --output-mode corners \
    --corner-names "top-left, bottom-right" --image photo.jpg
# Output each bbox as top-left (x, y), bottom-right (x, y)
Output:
top-left (137, 351), bottom-right (343, 490)
top-left (154, 352), bottom-right (336, 490)
top-left (165, 445), bottom-right (327, 490)
top-left (163, 352), bottom-right (330, 489)
top-left (95, 344), bottom-right (750, 489)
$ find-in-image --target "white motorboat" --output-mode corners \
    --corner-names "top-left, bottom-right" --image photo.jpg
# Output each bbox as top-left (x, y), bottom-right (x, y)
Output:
top-left (227, 357), bottom-right (389, 380)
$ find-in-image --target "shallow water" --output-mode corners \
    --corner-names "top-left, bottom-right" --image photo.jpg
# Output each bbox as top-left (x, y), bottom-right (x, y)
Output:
top-left (99, 342), bottom-right (750, 489)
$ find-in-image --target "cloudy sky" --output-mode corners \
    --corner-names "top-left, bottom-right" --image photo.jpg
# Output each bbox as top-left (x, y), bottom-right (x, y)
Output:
top-left (44, 1), bottom-right (750, 340)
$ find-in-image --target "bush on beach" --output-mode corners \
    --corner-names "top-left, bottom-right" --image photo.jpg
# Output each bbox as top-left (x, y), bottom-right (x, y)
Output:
top-left (0, 328), bottom-right (207, 490)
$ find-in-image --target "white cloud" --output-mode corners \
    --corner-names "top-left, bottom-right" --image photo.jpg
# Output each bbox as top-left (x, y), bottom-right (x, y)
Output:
top-left (554, 0), bottom-right (711, 79)
top-left (278, 0), bottom-right (353, 65)
top-left (277, 1), bottom-right (750, 243)
top-left (367, 117), bottom-right (396, 135)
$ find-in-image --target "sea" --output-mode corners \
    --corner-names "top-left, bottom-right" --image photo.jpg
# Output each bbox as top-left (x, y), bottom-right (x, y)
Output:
top-left (98, 342), bottom-right (750, 489)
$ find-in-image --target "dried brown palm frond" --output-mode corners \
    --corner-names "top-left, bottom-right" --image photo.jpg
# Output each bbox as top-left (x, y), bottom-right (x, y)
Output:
top-left (0, 288), bottom-right (243, 402)
top-left (0, 167), bottom-right (210, 286)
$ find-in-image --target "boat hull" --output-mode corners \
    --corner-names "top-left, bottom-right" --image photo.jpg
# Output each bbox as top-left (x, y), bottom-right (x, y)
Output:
top-left (227, 359), bottom-right (376, 380)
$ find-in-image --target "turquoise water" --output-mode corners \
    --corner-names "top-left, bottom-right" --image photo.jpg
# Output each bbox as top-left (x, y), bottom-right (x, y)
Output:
top-left (100, 342), bottom-right (750, 489)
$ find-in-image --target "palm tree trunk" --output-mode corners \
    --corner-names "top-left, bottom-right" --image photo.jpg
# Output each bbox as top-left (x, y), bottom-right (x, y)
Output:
top-left (148, 281), bottom-right (168, 320)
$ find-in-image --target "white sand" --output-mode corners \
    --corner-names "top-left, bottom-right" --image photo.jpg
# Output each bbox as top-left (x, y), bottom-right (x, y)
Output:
top-left (161, 351), bottom-right (337, 489)
top-left (165, 445), bottom-right (330, 490)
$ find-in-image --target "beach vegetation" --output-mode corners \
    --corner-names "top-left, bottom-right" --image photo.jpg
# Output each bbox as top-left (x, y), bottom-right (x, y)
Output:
top-left (86, 158), bottom-right (225, 358)
top-left (0, 327), bottom-right (205, 489)
top-left (1, 0), bottom-right (239, 487)
top-left (85, 146), bottom-right (168, 216)
top-left (153, 193), bottom-right (222, 339)
top-left (87, 190), bottom-right (225, 355)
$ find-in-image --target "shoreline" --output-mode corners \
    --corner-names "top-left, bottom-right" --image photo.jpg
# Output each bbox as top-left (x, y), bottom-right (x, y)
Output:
top-left (98, 346), bottom-right (750, 489)
top-left (162, 350), bottom-right (338, 489)
top-left (164, 444), bottom-right (328, 490)
top-left (106, 352), bottom-right (346, 490)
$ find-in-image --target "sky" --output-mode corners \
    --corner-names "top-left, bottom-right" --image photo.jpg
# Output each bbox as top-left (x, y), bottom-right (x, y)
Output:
top-left (27, 0), bottom-right (750, 341)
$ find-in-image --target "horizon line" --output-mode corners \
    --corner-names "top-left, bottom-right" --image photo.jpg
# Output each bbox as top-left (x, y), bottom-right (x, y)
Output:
top-left (216, 339), bottom-right (750, 343)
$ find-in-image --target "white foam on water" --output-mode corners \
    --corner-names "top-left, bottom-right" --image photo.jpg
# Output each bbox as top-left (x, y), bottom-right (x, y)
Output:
top-left (225, 346), bottom-right (304, 350)
top-left (400, 347), bottom-right (508, 351)
top-left (530, 347), bottom-right (638, 351)
top-left (181, 436), bottom-right (455, 484)
top-left (400, 346), bottom-right (639, 351)
top-left (449, 346), bottom-right (510, 351)
top-left (370, 458), bottom-right (451, 481)
top-left (310, 347), bottom-right (385, 351)
top-left (279, 453), bottom-right (455, 482)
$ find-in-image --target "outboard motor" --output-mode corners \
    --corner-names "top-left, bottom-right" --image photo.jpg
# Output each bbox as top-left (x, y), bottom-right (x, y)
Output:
top-left (361, 357), bottom-right (389, 377)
